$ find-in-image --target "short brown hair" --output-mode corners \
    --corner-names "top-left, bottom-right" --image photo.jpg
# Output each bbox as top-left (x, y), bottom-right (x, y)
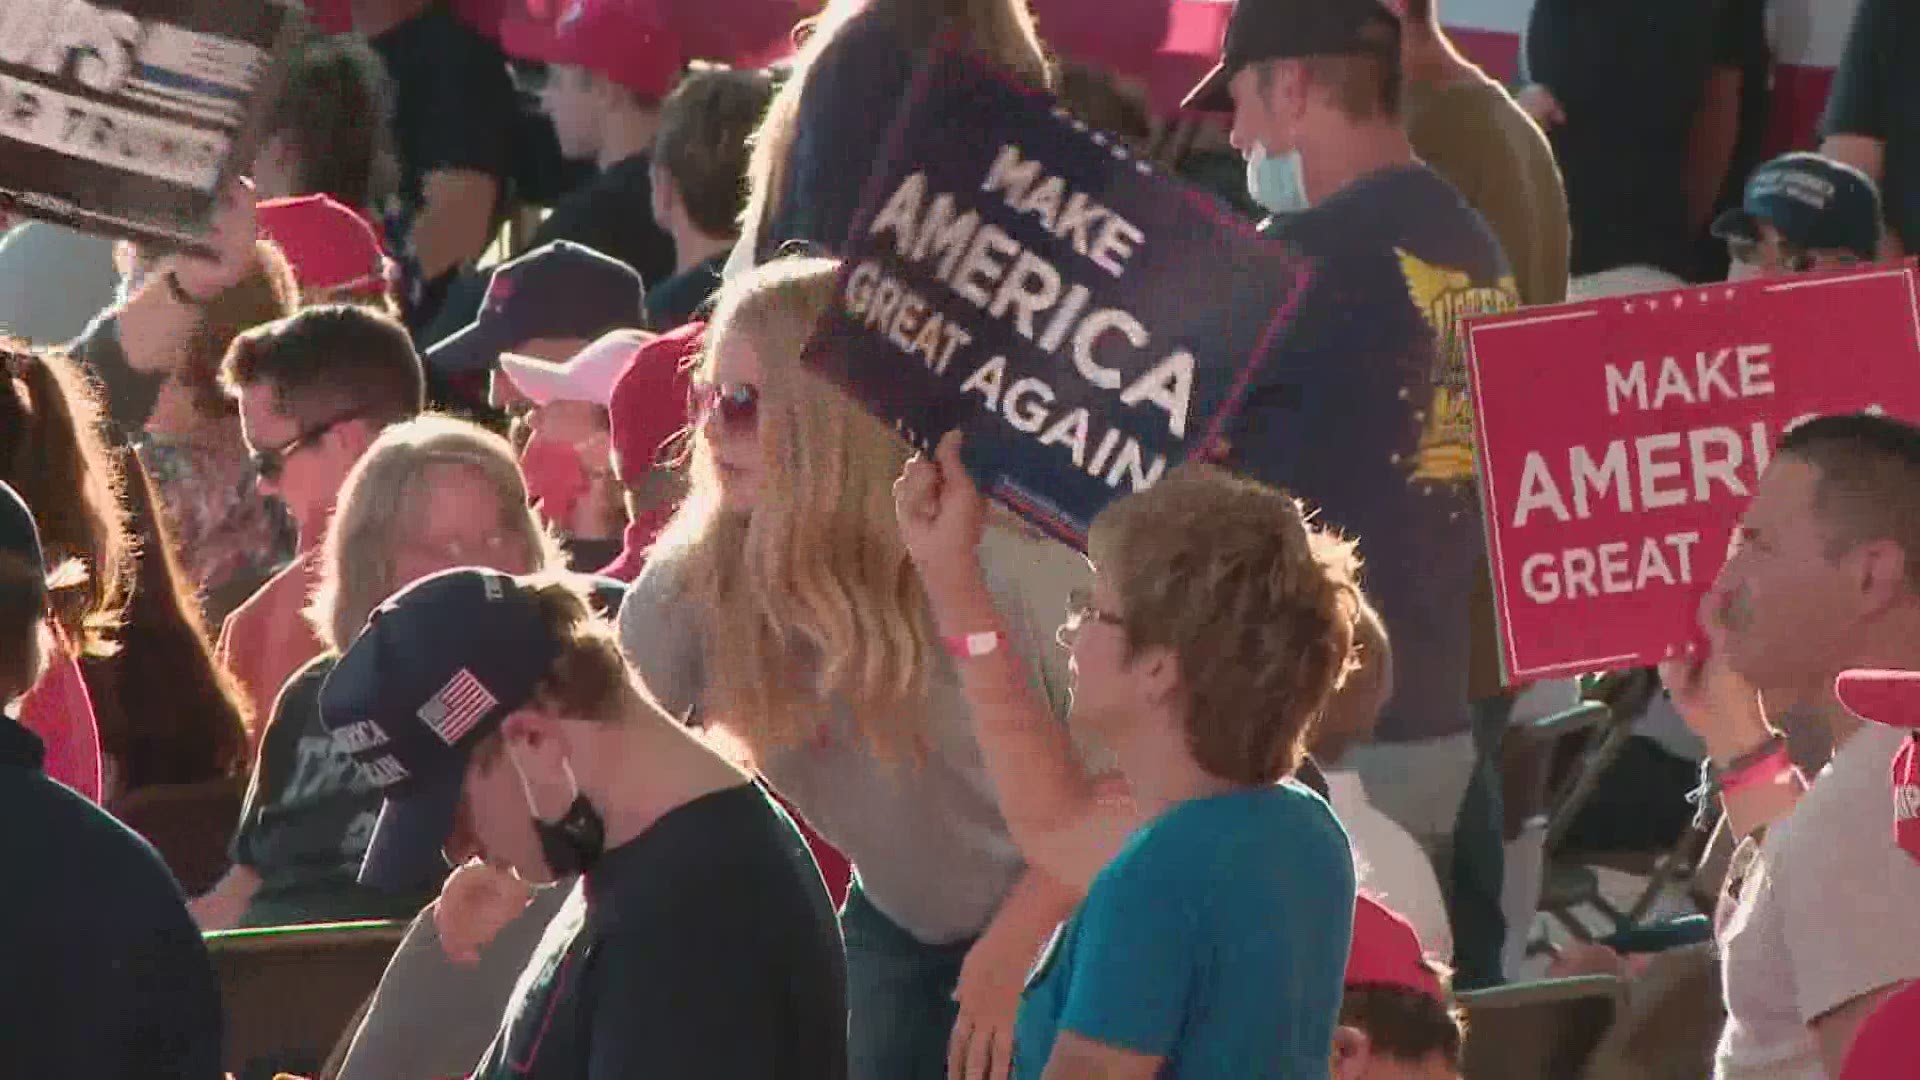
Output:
top-left (1778, 413), bottom-right (1920, 578)
top-left (525, 575), bottom-right (634, 725)
top-left (1340, 981), bottom-right (1467, 1067)
top-left (1088, 465), bottom-right (1361, 784)
top-left (266, 33), bottom-right (399, 211)
top-left (653, 64), bottom-right (776, 238)
top-left (1255, 45), bottom-right (1402, 121)
top-left (221, 304), bottom-right (426, 426)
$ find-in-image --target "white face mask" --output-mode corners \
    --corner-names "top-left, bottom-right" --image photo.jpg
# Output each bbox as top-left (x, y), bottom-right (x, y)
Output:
top-left (1246, 142), bottom-right (1310, 216)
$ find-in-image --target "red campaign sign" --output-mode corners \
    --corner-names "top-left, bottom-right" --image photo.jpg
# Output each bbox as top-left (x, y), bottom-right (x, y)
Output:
top-left (1466, 267), bottom-right (1920, 684)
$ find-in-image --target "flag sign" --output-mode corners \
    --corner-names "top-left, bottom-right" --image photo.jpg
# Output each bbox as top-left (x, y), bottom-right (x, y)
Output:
top-left (802, 35), bottom-right (1313, 549)
top-left (0, 0), bottom-right (299, 249)
top-left (1466, 267), bottom-right (1920, 684)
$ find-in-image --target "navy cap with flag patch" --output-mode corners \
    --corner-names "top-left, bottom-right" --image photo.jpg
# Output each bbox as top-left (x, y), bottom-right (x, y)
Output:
top-left (425, 241), bottom-right (646, 377)
top-left (319, 567), bottom-right (562, 892)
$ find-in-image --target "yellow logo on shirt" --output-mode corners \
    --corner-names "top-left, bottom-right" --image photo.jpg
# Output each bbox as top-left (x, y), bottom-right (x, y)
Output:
top-left (1395, 250), bottom-right (1518, 485)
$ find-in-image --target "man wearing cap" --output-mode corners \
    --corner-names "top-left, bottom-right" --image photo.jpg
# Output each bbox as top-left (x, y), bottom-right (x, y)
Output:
top-left (0, 481), bottom-right (224, 1078)
top-left (1660, 413), bottom-right (1920, 1078)
top-left (497, 330), bottom-right (646, 571)
top-left (319, 567), bottom-right (847, 1077)
top-left (1184, 0), bottom-right (1518, 988)
top-left (426, 240), bottom-right (647, 415)
top-left (424, 0), bottom-right (682, 350)
top-left (1712, 152), bottom-right (1885, 280)
top-left (1332, 896), bottom-right (1464, 1080)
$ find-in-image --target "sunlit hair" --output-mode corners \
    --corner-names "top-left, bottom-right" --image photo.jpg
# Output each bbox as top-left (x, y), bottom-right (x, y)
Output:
top-left (307, 415), bottom-right (565, 652)
top-left (738, 0), bottom-right (1052, 243)
top-left (649, 257), bottom-right (933, 764)
top-left (0, 344), bottom-right (130, 657)
top-left (1087, 466), bottom-right (1361, 784)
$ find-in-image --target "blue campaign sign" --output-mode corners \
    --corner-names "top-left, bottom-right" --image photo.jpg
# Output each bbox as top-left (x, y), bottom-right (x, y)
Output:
top-left (801, 35), bottom-right (1315, 549)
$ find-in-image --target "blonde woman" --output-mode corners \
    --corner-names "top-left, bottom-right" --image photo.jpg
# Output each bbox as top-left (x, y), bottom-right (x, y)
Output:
top-left (620, 256), bottom-right (1095, 1080)
top-left (194, 415), bottom-right (564, 931)
top-left (727, 0), bottom-right (1051, 278)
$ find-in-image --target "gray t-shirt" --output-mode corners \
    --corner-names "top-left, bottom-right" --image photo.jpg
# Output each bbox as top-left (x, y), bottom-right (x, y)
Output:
top-left (618, 526), bottom-right (1092, 944)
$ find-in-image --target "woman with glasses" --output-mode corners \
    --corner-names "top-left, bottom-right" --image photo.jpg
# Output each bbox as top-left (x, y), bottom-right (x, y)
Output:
top-left (895, 433), bottom-right (1363, 1078)
top-left (620, 256), bottom-right (1097, 1080)
top-left (192, 415), bottom-right (566, 933)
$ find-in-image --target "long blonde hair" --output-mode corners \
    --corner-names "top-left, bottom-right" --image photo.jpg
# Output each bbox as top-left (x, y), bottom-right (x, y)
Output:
top-left (739, 0), bottom-right (1053, 245)
top-left (650, 257), bottom-right (934, 764)
top-left (306, 415), bottom-right (566, 652)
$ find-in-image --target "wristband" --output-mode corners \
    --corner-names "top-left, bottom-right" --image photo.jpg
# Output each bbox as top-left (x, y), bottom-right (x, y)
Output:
top-left (943, 630), bottom-right (1005, 659)
top-left (1719, 746), bottom-right (1795, 796)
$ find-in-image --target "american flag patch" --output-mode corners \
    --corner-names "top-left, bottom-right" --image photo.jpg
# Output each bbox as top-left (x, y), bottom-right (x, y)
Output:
top-left (418, 669), bottom-right (498, 745)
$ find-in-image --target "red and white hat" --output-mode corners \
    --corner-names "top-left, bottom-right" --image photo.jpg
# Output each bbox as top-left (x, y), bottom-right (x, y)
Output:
top-left (1834, 669), bottom-right (1920, 865)
top-left (255, 194), bottom-right (391, 302)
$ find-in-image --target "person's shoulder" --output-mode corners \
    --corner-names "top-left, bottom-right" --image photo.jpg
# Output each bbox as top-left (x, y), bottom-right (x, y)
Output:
top-left (0, 767), bottom-right (192, 906)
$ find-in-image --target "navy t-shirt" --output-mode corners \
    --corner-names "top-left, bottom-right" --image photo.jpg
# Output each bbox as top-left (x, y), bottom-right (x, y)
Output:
top-left (0, 715), bottom-right (223, 1078)
top-left (470, 783), bottom-right (847, 1079)
top-left (1228, 165), bottom-right (1518, 744)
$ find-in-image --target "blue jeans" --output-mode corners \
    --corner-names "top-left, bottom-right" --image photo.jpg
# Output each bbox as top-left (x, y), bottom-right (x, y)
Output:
top-left (1449, 696), bottom-right (1511, 991)
top-left (842, 881), bottom-right (975, 1080)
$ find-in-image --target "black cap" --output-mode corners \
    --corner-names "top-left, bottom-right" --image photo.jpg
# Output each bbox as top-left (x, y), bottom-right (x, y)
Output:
top-left (425, 241), bottom-right (646, 377)
top-left (1181, 0), bottom-right (1400, 113)
top-left (1710, 152), bottom-right (1883, 262)
top-left (0, 482), bottom-right (45, 580)
top-left (318, 568), bottom-right (562, 892)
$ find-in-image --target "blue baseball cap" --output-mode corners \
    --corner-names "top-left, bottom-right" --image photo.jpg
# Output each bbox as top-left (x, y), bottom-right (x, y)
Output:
top-left (1711, 152), bottom-right (1883, 261)
top-left (425, 241), bottom-right (646, 377)
top-left (318, 568), bottom-right (562, 892)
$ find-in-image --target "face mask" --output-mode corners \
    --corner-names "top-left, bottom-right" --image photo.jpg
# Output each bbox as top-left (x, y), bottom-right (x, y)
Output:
top-left (512, 753), bottom-right (607, 878)
top-left (1246, 142), bottom-right (1310, 216)
top-left (520, 437), bottom-right (590, 527)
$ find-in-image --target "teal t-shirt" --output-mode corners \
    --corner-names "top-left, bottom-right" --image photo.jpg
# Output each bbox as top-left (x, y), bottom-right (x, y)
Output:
top-left (1012, 783), bottom-right (1355, 1078)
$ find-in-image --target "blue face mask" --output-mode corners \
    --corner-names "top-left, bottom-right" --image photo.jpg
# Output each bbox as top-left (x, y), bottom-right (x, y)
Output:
top-left (1246, 142), bottom-right (1309, 216)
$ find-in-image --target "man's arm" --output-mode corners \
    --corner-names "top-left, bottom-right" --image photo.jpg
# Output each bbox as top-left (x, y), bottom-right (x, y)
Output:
top-left (1684, 67), bottom-right (1744, 233)
top-left (1820, 0), bottom-right (1901, 255)
top-left (410, 170), bottom-right (500, 282)
top-left (1041, 1033), bottom-right (1163, 1080)
top-left (1814, 983), bottom-right (1910, 1076)
top-left (188, 863), bottom-right (262, 930)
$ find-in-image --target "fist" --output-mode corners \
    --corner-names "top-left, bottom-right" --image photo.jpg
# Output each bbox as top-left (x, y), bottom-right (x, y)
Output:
top-left (434, 859), bottom-right (534, 967)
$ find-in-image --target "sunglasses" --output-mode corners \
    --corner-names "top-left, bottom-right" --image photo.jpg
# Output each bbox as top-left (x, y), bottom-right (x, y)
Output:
top-left (251, 412), bottom-right (363, 483)
top-left (1056, 587), bottom-right (1127, 647)
top-left (690, 381), bottom-right (760, 430)
top-left (1727, 239), bottom-right (1860, 274)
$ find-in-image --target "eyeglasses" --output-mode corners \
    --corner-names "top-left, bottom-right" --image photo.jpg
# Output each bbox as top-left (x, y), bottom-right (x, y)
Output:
top-left (689, 381), bottom-right (760, 430)
top-left (1727, 239), bottom-right (1860, 274)
top-left (251, 412), bottom-right (364, 483)
top-left (1056, 587), bottom-right (1126, 647)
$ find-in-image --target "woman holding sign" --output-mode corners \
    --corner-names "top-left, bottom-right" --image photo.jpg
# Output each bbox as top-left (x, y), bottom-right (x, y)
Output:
top-left (894, 432), bottom-right (1361, 1078)
top-left (729, 0), bottom-right (1052, 277)
top-left (619, 256), bottom-right (1096, 1080)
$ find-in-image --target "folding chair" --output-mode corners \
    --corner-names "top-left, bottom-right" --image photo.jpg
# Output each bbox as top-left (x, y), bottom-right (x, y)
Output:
top-left (1459, 974), bottom-right (1627, 1080)
top-left (205, 919), bottom-right (408, 1076)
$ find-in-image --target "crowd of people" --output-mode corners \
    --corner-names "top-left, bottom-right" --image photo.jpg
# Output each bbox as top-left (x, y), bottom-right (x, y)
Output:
top-left (2, 0), bottom-right (1919, 1076)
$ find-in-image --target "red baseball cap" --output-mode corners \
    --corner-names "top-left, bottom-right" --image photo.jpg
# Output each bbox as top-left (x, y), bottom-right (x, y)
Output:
top-left (256, 194), bottom-right (391, 302)
top-left (1835, 669), bottom-right (1920, 865)
top-left (501, 0), bottom-right (684, 100)
top-left (609, 320), bottom-right (701, 488)
top-left (1347, 894), bottom-right (1445, 1001)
